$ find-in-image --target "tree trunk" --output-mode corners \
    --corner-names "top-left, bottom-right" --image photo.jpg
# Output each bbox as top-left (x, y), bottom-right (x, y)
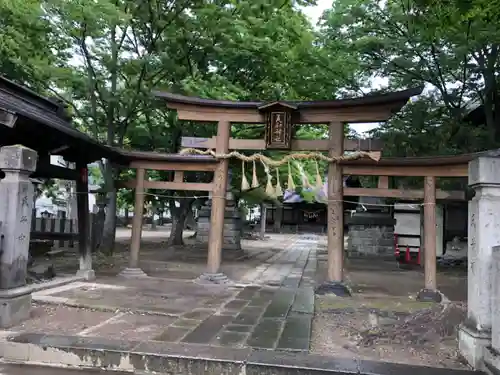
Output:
top-left (167, 199), bottom-right (193, 246)
top-left (100, 25), bottom-right (120, 255)
top-left (185, 207), bottom-right (196, 230)
top-left (101, 190), bottom-right (117, 254)
top-left (100, 160), bottom-right (117, 254)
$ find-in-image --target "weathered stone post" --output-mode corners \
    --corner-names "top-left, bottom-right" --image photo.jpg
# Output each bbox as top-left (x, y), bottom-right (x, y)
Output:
top-left (484, 245), bottom-right (500, 372)
top-left (196, 169), bottom-right (242, 253)
top-left (196, 197), bottom-right (212, 243)
top-left (347, 196), bottom-right (396, 259)
top-left (0, 145), bottom-right (37, 327)
top-left (459, 155), bottom-right (500, 369)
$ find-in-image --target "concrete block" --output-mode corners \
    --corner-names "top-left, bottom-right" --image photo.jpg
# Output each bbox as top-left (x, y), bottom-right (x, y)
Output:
top-left (459, 323), bottom-right (491, 369)
top-left (0, 292), bottom-right (31, 328)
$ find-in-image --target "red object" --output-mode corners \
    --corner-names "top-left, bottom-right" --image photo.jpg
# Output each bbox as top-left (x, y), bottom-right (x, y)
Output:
top-left (394, 234), bottom-right (399, 259)
top-left (405, 246), bottom-right (411, 263)
top-left (81, 167), bottom-right (88, 183)
top-left (416, 247), bottom-right (421, 265)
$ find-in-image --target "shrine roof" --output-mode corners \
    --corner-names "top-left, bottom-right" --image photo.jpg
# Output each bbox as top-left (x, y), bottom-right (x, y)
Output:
top-left (153, 87), bottom-right (424, 110)
top-left (0, 76), bottom-right (120, 164)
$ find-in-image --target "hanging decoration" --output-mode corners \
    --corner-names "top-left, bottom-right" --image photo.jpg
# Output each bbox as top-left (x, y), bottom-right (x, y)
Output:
top-left (275, 169), bottom-right (283, 197)
top-left (181, 147), bottom-right (380, 202)
top-left (295, 161), bottom-right (311, 189)
top-left (287, 160), bottom-right (295, 191)
top-left (314, 160), bottom-right (323, 190)
top-left (263, 162), bottom-right (275, 197)
top-left (241, 160), bottom-right (250, 191)
top-left (251, 160), bottom-right (259, 189)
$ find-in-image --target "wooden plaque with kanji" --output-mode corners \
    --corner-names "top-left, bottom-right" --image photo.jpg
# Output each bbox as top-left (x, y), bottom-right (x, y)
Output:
top-left (260, 102), bottom-right (295, 150)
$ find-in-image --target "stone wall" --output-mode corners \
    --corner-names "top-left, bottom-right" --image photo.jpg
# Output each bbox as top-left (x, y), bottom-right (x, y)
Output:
top-left (347, 213), bottom-right (396, 259)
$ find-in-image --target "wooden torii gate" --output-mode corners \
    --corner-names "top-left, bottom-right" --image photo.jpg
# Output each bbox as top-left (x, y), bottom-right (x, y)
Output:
top-left (117, 88), bottom-right (476, 301)
top-left (148, 87), bottom-right (423, 293)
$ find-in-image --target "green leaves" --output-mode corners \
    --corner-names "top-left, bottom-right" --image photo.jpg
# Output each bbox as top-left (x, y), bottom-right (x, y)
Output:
top-left (0, 0), bottom-right (62, 88)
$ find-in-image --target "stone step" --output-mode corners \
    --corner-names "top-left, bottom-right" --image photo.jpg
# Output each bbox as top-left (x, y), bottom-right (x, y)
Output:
top-left (0, 333), bottom-right (480, 375)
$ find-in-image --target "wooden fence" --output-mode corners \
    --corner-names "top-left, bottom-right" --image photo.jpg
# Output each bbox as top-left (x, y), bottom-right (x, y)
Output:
top-left (30, 211), bottom-right (108, 251)
top-left (31, 216), bottom-right (79, 249)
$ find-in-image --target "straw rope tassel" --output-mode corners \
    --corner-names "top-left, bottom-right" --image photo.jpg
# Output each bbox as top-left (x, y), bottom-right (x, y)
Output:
top-left (296, 161), bottom-right (311, 188)
top-left (275, 168), bottom-right (283, 197)
top-left (251, 160), bottom-right (259, 188)
top-left (315, 160), bottom-right (323, 189)
top-left (263, 163), bottom-right (275, 196)
top-left (287, 160), bottom-right (295, 190)
top-left (241, 160), bottom-right (250, 191)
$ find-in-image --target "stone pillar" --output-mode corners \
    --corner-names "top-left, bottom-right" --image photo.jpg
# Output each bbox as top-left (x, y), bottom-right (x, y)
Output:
top-left (196, 173), bottom-right (242, 252)
top-left (0, 145), bottom-right (37, 328)
top-left (347, 197), bottom-right (395, 259)
top-left (196, 199), bottom-right (211, 243)
top-left (222, 198), bottom-right (242, 251)
top-left (484, 245), bottom-right (500, 372)
top-left (459, 156), bottom-right (500, 369)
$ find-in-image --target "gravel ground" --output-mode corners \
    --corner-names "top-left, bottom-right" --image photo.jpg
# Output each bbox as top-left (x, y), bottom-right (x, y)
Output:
top-left (311, 296), bottom-right (468, 369)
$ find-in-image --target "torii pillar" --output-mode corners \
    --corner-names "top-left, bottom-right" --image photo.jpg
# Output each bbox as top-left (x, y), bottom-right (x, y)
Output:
top-left (316, 121), bottom-right (350, 296)
top-left (200, 120), bottom-right (231, 283)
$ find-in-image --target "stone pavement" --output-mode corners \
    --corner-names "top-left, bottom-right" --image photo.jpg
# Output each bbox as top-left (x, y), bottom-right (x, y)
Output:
top-left (0, 363), bottom-right (130, 375)
top-left (0, 234), bottom-right (480, 374)
top-left (240, 234), bottom-right (317, 288)
top-left (7, 234), bottom-right (318, 353)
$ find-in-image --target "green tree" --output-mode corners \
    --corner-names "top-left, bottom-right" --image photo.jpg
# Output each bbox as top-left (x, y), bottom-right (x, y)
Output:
top-left (321, 0), bottom-right (500, 142)
top-left (0, 0), bottom-right (64, 87)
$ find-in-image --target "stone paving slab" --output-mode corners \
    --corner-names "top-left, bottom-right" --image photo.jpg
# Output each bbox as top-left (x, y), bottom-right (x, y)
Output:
top-left (13, 305), bottom-right (116, 335)
top-left (0, 363), bottom-right (132, 375)
top-left (1, 234), bottom-right (483, 374)
top-left (0, 332), bottom-right (482, 375)
top-left (3, 234), bottom-right (319, 375)
top-left (84, 313), bottom-right (176, 341)
top-left (19, 235), bottom-right (319, 353)
top-left (39, 279), bottom-right (236, 316)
